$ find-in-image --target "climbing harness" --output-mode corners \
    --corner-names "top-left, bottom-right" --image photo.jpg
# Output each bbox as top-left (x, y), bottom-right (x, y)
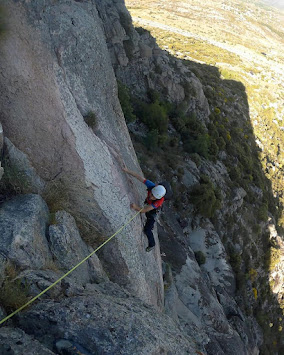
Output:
top-left (0, 208), bottom-right (143, 325)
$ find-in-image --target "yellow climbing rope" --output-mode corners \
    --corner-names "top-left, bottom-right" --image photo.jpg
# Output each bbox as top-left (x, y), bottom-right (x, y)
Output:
top-left (0, 208), bottom-right (143, 326)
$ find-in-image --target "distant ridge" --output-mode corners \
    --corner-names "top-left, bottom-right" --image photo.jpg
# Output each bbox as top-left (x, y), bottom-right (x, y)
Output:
top-left (258, 0), bottom-right (284, 10)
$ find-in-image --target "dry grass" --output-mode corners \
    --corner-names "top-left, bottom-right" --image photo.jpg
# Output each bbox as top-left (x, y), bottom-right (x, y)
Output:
top-left (0, 262), bottom-right (31, 313)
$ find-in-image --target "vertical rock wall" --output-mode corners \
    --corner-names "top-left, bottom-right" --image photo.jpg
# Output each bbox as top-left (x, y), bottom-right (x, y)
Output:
top-left (0, 0), bottom-right (163, 309)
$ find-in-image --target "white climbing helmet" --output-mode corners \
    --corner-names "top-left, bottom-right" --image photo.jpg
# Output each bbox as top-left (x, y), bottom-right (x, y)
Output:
top-left (151, 185), bottom-right (166, 199)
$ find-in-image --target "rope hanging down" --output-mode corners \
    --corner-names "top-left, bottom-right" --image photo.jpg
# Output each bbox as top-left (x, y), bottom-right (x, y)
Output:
top-left (0, 209), bottom-right (143, 326)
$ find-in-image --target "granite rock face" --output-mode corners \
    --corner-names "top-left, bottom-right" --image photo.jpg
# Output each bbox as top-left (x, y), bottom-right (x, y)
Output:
top-left (0, 0), bottom-right (163, 308)
top-left (158, 204), bottom-right (261, 354)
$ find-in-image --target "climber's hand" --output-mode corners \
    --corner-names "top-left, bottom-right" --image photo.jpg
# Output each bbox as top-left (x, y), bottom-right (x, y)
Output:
top-left (130, 203), bottom-right (139, 211)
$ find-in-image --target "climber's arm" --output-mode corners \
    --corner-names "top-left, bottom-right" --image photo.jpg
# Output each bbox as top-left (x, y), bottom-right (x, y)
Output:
top-left (122, 167), bottom-right (145, 183)
top-left (130, 203), bottom-right (154, 213)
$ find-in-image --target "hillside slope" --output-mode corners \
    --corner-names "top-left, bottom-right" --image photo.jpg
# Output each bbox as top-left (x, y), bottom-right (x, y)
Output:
top-left (126, 0), bottom-right (284, 223)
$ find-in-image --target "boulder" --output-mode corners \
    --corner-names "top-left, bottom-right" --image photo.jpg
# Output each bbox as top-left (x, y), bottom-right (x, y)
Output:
top-left (0, 327), bottom-right (55, 355)
top-left (48, 210), bottom-right (107, 285)
top-left (4, 138), bottom-right (46, 194)
top-left (182, 165), bottom-right (200, 188)
top-left (205, 333), bottom-right (247, 355)
top-left (55, 339), bottom-right (93, 355)
top-left (139, 43), bottom-right (153, 58)
top-left (188, 226), bottom-right (236, 294)
top-left (187, 76), bottom-right (211, 118)
top-left (16, 269), bottom-right (82, 300)
top-left (174, 257), bottom-right (231, 334)
top-left (0, 194), bottom-right (52, 270)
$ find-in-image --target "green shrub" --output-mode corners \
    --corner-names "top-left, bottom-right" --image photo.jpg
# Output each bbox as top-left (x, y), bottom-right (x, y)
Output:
top-left (123, 39), bottom-right (135, 59)
top-left (135, 27), bottom-right (149, 35)
top-left (154, 64), bottom-right (163, 75)
top-left (83, 111), bottom-right (97, 129)
top-left (189, 153), bottom-right (201, 167)
top-left (171, 111), bottom-right (205, 138)
top-left (147, 89), bottom-right (160, 103)
top-left (158, 134), bottom-right (169, 148)
top-left (0, 157), bottom-right (30, 196)
top-left (183, 134), bottom-right (211, 158)
top-left (199, 174), bottom-right (211, 184)
top-left (117, 81), bottom-right (136, 123)
top-left (183, 81), bottom-right (196, 98)
top-left (267, 247), bottom-right (281, 271)
top-left (172, 111), bottom-right (219, 160)
top-left (43, 179), bottom-right (71, 213)
top-left (144, 130), bottom-right (159, 151)
top-left (228, 246), bottom-right (242, 271)
top-left (166, 153), bottom-right (179, 170)
top-left (214, 107), bottom-right (221, 115)
top-left (119, 11), bottom-right (132, 33)
top-left (207, 122), bottom-right (219, 139)
top-left (216, 136), bottom-right (226, 150)
top-left (135, 100), bottom-right (168, 133)
top-left (208, 139), bottom-right (219, 158)
top-left (169, 136), bottom-right (180, 148)
top-left (252, 224), bottom-right (262, 236)
top-left (258, 203), bottom-right (268, 222)
top-left (195, 251), bottom-right (206, 265)
top-left (190, 178), bottom-right (222, 218)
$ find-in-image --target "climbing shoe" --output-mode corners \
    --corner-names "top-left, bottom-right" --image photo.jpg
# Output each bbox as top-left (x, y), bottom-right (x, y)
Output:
top-left (146, 246), bottom-right (154, 252)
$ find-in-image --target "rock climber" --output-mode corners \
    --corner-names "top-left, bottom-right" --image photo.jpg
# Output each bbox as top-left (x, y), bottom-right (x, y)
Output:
top-left (122, 167), bottom-right (166, 252)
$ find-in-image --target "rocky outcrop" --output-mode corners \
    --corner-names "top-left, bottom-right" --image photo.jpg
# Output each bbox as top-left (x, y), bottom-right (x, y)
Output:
top-left (0, 194), bottom-right (106, 288)
top-left (158, 203), bottom-right (261, 354)
top-left (95, 0), bottom-right (210, 120)
top-left (16, 282), bottom-right (197, 355)
top-left (0, 193), bottom-right (197, 354)
top-left (188, 228), bottom-right (235, 294)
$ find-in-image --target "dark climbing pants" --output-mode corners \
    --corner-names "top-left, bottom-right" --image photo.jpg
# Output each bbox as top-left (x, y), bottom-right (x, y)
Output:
top-left (144, 211), bottom-right (156, 248)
